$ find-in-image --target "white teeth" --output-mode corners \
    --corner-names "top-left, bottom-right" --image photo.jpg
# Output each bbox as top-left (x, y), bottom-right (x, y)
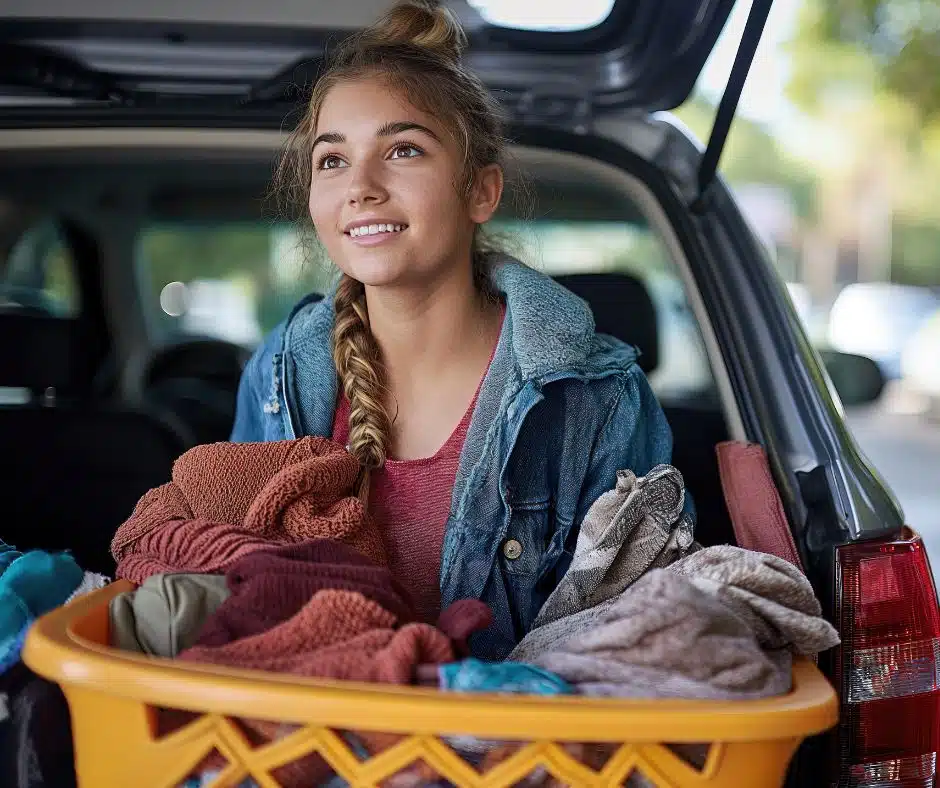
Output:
top-left (349, 223), bottom-right (406, 237)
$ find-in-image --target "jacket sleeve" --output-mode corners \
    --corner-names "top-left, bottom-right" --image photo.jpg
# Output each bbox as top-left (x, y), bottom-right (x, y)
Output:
top-left (573, 364), bottom-right (695, 543)
top-left (229, 323), bottom-right (285, 443)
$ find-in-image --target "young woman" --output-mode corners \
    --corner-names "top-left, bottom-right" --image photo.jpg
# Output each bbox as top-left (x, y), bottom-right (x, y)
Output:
top-left (231, 0), bottom-right (682, 660)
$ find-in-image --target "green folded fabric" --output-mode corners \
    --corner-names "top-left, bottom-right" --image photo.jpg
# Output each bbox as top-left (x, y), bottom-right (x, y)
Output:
top-left (109, 573), bottom-right (230, 658)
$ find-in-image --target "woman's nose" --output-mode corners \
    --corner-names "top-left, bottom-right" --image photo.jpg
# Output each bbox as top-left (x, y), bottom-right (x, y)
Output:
top-left (346, 162), bottom-right (389, 206)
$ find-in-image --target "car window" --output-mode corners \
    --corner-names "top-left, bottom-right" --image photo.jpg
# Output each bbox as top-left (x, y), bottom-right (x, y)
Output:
top-left (2, 220), bottom-right (80, 317)
top-left (135, 216), bottom-right (715, 401)
top-left (136, 222), bottom-right (333, 345)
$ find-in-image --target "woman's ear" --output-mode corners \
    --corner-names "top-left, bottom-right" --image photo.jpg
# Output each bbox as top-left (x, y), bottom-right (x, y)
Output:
top-left (468, 164), bottom-right (504, 224)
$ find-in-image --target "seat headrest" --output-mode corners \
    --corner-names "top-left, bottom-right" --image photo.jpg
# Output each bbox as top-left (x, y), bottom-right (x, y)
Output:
top-left (0, 311), bottom-right (79, 391)
top-left (554, 272), bottom-right (659, 374)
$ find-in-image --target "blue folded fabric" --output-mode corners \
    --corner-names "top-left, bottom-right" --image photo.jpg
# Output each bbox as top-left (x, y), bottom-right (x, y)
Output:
top-left (438, 658), bottom-right (574, 696)
top-left (0, 540), bottom-right (22, 576)
top-left (179, 773), bottom-right (257, 788)
top-left (0, 623), bottom-right (29, 674)
top-left (0, 550), bottom-right (84, 672)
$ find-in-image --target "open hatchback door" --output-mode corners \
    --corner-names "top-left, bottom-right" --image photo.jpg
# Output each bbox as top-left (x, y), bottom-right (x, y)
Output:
top-left (0, 0), bottom-right (772, 199)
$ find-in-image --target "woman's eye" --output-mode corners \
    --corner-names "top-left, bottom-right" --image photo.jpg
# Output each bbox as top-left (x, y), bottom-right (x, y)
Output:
top-left (319, 154), bottom-right (347, 170)
top-left (390, 144), bottom-right (423, 160)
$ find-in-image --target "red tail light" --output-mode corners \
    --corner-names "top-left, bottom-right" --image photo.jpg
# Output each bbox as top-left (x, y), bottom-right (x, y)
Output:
top-left (836, 528), bottom-right (940, 787)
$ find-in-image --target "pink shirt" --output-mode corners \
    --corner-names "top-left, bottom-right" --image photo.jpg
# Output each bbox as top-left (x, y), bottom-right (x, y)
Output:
top-left (331, 318), bottom-right (501, 624)
top-left (332, 394), bottom-right (474, 623)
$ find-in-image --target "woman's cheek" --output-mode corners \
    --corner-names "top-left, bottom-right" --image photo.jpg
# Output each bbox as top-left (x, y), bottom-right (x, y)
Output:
top-left (307, 186), bottom-right (331, 226)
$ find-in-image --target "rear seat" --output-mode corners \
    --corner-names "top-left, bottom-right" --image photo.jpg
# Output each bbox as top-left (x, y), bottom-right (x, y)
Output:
top-left (0, 311), bottom-right (189, 573)
top-left (554, 273), bottom-right (735, 547)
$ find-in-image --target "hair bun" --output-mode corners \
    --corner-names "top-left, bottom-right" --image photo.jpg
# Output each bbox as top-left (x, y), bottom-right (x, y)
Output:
top-left (362, 1), bottom-right (467, 64)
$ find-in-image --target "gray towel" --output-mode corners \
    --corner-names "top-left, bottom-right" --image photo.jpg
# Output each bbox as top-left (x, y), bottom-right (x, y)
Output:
top-left (669, 545), bottom-right (840, 654)
top-left (515, 569), bottom-right (793, 700)
top-left (532, 464), bottom-right (696, 629)
top-left (512, 546), bottom-right (840, 699)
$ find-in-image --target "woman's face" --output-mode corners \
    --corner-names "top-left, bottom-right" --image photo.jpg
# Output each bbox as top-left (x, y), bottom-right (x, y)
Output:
top-left (308, 76), bottom-right (501, 290)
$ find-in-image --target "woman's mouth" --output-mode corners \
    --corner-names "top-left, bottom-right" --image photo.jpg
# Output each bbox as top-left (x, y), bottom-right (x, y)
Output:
top-left (345, 223), bottom-right (408, 245)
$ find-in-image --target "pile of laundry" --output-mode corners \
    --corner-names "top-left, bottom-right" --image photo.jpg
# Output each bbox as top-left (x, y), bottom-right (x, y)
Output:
top-left (509, 465), bottom-right (841, 700)
top-left (109, 437), bottom-right (495, 787)
top-left (103, 438), bottom-right (840, 788)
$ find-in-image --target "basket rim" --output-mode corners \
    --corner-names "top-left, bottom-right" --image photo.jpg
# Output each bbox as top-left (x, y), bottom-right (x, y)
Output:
top-left (23, 580), bottom-right (839, 743)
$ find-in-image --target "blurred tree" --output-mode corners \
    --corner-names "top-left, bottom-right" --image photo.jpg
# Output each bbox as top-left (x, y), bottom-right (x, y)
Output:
top-left (786, 0), bottom-right (922, 144)
top-left (782, 0), bottom-right (940, 287)
top-left (674, 95), bottom-right (820, 220)
top-left (804, 0), bottom-right (940, 122)
top-left (891, 218), bottom-right (940, 286)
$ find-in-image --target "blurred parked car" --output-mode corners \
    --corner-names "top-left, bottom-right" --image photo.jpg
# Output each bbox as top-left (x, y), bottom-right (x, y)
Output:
top-left (901, 308), bottom-right (940, 419)
top-left (786, 282), bottom-right (812, 326)
top-left (827, 282), bottom-right (940, 380)
top-left (785, 281), bottom-right (831, 344)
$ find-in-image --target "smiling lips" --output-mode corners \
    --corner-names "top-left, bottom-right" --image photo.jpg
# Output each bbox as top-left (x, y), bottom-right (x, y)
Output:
top-left (345, 222), bottom-right (408, 245)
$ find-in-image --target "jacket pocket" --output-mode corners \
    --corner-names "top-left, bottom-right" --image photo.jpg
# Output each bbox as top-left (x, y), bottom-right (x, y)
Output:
top-left (500, 498), bottom-right (558, 635)
top-left (499, 497), bottom-right (553, 577)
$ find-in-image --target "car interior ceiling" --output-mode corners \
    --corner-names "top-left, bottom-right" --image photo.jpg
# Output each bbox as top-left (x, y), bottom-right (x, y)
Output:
top-left (0, 144), bottom-right (734, 573)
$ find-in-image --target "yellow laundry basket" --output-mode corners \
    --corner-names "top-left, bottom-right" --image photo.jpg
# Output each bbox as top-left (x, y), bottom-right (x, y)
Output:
top-left (22, 581), bottom-right (838, 788)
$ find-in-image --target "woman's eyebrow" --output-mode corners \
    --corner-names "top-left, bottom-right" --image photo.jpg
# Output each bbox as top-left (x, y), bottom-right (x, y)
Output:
top-left (311, 122), bottom-right (441, 151)
top-left (311, 131), bottom-right (344, 150)
top-left (376, 121), bottom-right (441, 143)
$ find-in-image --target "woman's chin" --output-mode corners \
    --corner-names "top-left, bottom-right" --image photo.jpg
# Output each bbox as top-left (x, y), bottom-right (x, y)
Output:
top-left (337, 259), bottom-right (409, 289)
top-left (332, 247), bottom-right (457, 291)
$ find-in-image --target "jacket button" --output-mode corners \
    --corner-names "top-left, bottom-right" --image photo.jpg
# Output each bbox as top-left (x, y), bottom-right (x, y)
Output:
top-left (502, 539), bottom-right (523, 560)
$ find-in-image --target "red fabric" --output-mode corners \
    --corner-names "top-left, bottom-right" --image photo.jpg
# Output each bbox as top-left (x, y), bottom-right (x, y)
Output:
top-left (193, 539), bottom-right (417, 648)
top-left (111, 437), bottom-right (386, 583)
top-left (715, 441), bottom-right (805, 571)
top-left (114, 518), bottom-right (292, 584)
top-left (435, 597), bottom-right (495, 657)
top-left (179, 590), bottom-right (452, 678)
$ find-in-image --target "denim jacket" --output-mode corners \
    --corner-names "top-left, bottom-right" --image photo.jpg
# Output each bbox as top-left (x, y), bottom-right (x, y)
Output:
top-left (231, 257), bottom-right (682, 659)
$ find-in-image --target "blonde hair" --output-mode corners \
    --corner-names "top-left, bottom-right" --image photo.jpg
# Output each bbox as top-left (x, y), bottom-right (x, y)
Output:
top-left (274, 0), bottom-right (510, 498)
